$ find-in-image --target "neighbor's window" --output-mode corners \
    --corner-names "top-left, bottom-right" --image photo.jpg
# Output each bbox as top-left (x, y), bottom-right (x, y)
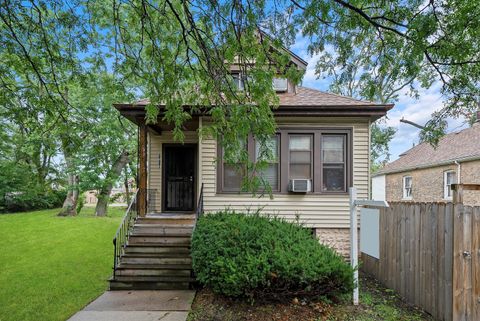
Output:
top-left (255, 136), bottom-right (280, 191)
top-left (403, 176), bottom-right (413, 199)
top-left (444, 171), bottom-right (456, 200)
top-left (288, 135), bottom-right (313, 180)
top-left (222, 139), bottom-right (246, 191)
top-left (322, 135), bottom-right (346, 192)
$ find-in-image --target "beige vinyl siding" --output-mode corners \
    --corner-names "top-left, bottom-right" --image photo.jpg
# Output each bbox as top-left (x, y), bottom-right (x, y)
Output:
top-left (148, 131), bottom-right (198, 212)
top-left (199, 116), bottom-right (370, 229)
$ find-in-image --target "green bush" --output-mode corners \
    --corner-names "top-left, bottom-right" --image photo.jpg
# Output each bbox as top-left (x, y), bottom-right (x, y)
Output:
top-left (1, 189), bottom-right (64, 213)
top-left (76, 192), bottom-right (86, 214)
top-left (191, 210), bottom-right (354, 300)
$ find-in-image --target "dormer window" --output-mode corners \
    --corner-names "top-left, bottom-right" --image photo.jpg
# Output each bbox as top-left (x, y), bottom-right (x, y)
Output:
top-left (231, 73), bottom-right (244, 90)
top-left (273, 78), bottom-right (288, 92)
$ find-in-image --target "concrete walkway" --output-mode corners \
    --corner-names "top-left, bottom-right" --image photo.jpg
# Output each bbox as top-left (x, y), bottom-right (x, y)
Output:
top-left (68, 290), bottom-right (196, 321)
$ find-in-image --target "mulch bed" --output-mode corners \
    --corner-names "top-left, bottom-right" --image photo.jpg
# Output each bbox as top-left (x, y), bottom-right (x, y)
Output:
top-left (188, 273), bottom-right (435, 321)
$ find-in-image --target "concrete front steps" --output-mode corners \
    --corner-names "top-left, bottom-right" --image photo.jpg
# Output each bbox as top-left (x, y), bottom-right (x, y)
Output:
top-left (109, 214), bottom-right (195, 291)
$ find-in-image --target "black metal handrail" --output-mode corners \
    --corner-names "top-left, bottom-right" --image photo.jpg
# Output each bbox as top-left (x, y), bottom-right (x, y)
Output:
top-left (194, 183), bottom-right (204, 229)
top-left (112, 190), bottom-right (138, 279)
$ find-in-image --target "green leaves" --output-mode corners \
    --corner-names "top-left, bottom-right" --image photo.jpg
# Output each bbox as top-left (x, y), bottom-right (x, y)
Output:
top-left (191, 210), bottom-right (354, 300)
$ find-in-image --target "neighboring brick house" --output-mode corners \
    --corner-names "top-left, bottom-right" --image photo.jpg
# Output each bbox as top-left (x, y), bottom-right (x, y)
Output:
top-left (372, 115), bottom-right (480, 206)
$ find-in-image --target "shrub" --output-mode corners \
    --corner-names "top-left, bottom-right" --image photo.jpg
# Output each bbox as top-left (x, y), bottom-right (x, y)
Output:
top-left (1, 189), bottom-right (64, 213)
top-left (191, 210), bottom-right (354, 300)
top-left (76, 192), bottom-right (86, 213)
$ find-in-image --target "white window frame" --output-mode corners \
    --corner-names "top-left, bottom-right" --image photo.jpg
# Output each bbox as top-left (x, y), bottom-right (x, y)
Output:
top-left (402, 176), bottom-right (413, 200)
top-left (443, 170), bottom-right (456, 200)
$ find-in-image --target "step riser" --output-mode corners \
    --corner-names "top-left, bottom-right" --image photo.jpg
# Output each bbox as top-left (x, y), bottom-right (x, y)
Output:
top-left (115, 269), bottom-right (191, 277)
top-left (128, 236), bottom-right (191, 245)
top-left (136, 218), bottom-right (195, 225)
top-left (135, 224), bottom-right (194, 229)
top-left (124, 247), bottom-right (190, 255)
top-left (132, 227), bottom-right (193, 235)
top-left (110, 281), bottom-right (190, 290)
top-left (113, 276), bottom-right (193, 282)
top-left (121, 257), bottom-right (192, 265)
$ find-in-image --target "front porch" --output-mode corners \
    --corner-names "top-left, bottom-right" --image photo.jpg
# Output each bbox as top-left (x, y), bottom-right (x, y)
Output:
top-left (135, 119), bottom-right (203, 218)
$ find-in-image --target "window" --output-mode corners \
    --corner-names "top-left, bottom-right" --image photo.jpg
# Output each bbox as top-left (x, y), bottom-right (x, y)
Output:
top-left (255, 136), bottom-right (280, 191)
top-left (288, 135), bottom-right (313, 180)
top-left (217, 128), bottom-right (352, 194)
top-left (231, 73), bottom-right (244, 90)
top-left (403, 176), bottom-right (413, 199)
top-left (322, 135), bottom-right (346, 192)
top-left (444, 171), bottom-right (456, 200)
top-left (222, 139), bottom-right (246, 191)
top-left (273, 78), bottom-right (288, 92)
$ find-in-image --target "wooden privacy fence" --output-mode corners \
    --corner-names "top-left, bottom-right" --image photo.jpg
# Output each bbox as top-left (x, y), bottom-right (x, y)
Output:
top-left (361, 202), bottom-right (479, 321)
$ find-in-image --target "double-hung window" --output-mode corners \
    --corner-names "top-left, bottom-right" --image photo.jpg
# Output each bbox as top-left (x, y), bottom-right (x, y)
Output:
top-left (288, 135), bottom-right (313, 180)
top-left (255, 136), bottom-right (280, 191)
top-left (444, 171), bottom-right (456, 200)
top-left (322, 135), bottom-right (347, 192)
top-left (403, 176), bottom-right (413, 199)
top-left (222, 140), bottom-right (246, 191)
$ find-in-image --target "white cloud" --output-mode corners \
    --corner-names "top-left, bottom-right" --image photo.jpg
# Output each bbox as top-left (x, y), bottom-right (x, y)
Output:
top-left (386, 82), bottom-right (469, 160)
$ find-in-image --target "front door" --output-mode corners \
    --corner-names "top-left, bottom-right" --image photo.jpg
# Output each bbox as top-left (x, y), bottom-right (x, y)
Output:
top-left (163, 145), bottom-right (196, 212)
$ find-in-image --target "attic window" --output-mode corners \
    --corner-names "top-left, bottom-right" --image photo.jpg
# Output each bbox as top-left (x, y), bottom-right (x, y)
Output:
top-left (273, 78), bottom-right (288, 92)
top-left (231, 73), bottom-right (244, 90)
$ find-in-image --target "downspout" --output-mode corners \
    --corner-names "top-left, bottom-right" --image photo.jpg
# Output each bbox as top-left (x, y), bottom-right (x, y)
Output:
top-left (454, 160), bottom-right (461, 184)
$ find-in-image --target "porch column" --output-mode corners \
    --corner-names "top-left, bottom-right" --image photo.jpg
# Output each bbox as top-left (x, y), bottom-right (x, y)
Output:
top-left (138, 121), bottom-right (147, 217)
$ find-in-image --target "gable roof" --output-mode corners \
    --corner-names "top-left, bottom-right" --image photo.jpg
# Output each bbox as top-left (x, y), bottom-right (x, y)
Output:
top-left (375, 123), bottom-right (480, 176)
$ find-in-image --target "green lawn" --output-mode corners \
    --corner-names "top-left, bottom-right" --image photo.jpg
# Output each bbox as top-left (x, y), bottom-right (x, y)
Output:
top-left (0, 207), bottom-right (124, 321)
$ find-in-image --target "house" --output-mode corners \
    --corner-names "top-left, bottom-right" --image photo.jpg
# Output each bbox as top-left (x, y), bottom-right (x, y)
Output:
top-left (84, 186), bottom-right (134, 205)
top-left (110, 47), bottom-right (392, 290)
top-left (372, 113), bottom-right (480, 206)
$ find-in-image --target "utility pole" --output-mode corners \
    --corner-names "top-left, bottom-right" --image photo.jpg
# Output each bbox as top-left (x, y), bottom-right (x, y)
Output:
top-left (399, 117), bottom-right (425, 130)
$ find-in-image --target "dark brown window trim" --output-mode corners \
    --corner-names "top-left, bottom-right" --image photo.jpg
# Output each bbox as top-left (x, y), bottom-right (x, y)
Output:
top-left (254, 134), bottom-right (281, 192)
top-left (217, 138), bottom-right (250, 192)
top-left (216, 127), bottom-right (353, 195)
top-left (320, 133), bottom-right (348, 193)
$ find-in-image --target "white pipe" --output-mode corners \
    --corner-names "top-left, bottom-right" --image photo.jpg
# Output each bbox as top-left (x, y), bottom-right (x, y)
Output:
top-left (349, 187), bottom-right (359, 305)
top-left (455, 160), bottom-right (461, 184)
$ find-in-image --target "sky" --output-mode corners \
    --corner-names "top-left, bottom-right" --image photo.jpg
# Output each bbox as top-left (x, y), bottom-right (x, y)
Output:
top-left (289, 37), bottom-right (469, 162)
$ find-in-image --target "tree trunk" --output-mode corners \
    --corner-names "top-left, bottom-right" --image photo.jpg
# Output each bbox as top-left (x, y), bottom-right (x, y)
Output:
top-left (124, 165), bottom-right (131, 205)
top-left (58, 158), bottom-right (79, 216)
top-left (95, 150), bottom-right (130, 217)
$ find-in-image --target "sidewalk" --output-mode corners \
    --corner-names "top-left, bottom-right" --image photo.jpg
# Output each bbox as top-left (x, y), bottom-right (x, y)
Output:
top-left (68, 290), bottom-right (196, 321)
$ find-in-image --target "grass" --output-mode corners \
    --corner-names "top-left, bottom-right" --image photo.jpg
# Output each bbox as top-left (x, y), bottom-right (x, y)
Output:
top-left (0, 206), bottom-right (125, 321)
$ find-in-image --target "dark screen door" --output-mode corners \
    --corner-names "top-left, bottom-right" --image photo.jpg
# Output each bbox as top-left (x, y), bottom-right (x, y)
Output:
top-left (164, 146), bottom-right (195, 212)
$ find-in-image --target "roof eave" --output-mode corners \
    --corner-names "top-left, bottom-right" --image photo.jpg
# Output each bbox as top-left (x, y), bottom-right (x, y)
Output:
top-left (373, 154), bottom-right (480, 177)
top-left (114, 103), bottom-right (393, 122)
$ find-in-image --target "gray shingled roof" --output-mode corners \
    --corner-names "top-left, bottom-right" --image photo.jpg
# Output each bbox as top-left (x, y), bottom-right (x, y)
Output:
top-left (278, 87), bottom-right (374, 106)
top-left (375, 123), bottom-right (480, 176)
top-left (130, 86), bottom-right (375, 107)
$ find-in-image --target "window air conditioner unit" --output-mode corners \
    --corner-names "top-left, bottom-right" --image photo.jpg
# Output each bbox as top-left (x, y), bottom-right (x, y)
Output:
top-left (273, 78), bottom-right (288, 92)
top-left (288, 179), bottom-right (312, 193)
